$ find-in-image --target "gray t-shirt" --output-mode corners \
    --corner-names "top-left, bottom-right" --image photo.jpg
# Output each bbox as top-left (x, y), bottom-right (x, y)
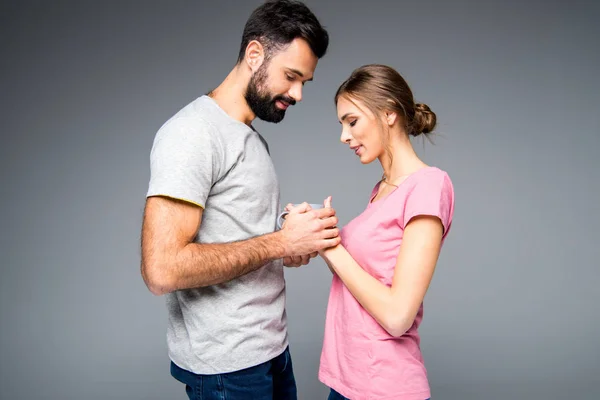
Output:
top-left (146, 95), bottom-right (287, 374)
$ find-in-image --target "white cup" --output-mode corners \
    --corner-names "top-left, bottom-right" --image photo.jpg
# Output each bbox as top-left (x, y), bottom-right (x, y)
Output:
top-left (277, 203), bottom-right (324, 230)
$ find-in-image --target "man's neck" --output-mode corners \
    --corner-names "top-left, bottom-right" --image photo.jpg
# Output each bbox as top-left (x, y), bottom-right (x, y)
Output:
top-left (208, 66), bottom-right (255, 126)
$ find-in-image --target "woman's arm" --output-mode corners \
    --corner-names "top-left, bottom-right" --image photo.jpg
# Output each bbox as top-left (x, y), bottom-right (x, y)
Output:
top-left (319, 215), bottom-right (444, 337)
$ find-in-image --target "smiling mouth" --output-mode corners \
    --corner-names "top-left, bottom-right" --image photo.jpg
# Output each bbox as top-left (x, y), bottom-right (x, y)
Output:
top-left (276, 100), bottom-right (290, 110)
top-left (351, 146), bottom-right (362, 156)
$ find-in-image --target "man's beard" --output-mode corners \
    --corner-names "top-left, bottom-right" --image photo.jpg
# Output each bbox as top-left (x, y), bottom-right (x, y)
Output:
top-left (245, 64), bottom-right (295, 123)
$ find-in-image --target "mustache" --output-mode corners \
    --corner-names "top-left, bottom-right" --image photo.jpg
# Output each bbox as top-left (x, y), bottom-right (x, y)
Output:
top-left (273, 95), bottom-right (296, 106)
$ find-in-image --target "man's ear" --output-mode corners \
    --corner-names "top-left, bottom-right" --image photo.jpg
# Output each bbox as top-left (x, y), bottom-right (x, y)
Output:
top-left (244, 40), bottom-right (265, 73)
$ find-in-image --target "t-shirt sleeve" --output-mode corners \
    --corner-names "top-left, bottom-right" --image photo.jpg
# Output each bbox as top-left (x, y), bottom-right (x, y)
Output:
top-left (402, 171), bottom-right (454, 235)
top-left (146, 117), bottom-right (221, 208)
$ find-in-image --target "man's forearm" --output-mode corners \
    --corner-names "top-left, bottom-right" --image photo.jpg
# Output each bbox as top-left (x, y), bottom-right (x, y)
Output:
top-left (161, 231), bottom-right (287, 292)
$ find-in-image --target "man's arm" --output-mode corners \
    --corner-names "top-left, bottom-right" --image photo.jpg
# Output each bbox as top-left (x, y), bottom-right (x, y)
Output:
top-left (141, 196), bottom-right (340, 295)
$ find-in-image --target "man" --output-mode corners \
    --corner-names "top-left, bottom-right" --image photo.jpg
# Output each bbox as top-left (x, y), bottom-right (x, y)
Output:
top-left (140, 1), bottom-right (336, 399)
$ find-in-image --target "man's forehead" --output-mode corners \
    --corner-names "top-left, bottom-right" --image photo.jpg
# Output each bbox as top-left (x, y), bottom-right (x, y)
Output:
top-left (271, 38), bottom-right (317, 78)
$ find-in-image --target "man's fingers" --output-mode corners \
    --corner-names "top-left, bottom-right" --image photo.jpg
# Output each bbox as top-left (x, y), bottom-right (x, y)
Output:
top-left (314, 207), bottom-right (336, 219)
top-left (283, 256), bottom-right (299, 266)
top-left (285, 253), bottom-right (316, 267)
top-left (322, 227), bottom-right (340, 239)
top-left (288, 202), bottom-right (310, 215)
top-left (284, 256), bottom-right (301, 268)
top-left (322, 237), bottom-right (342, 248)
top-left (319, 216), bottom-right (338, 229)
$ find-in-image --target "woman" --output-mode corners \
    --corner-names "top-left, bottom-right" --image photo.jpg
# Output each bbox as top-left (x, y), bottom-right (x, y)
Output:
top-left (316, 64), bottom-right (454, 400)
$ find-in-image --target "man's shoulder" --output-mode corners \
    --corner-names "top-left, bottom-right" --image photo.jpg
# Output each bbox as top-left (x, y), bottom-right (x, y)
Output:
top-left (163, 96), bottom-right (217, 129)
top-left (154, 96), bottom-right (224, 141)
top-left (255, 131), bottom-right (270, 155)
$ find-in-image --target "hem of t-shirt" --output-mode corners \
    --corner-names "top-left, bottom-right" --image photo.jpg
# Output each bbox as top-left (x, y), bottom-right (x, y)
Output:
top-left (403, 210), bottom-right (451, 238)
top-left (147, 193), bottom-right (205, 209)
top-left (404, 210), bottom-right (446, 229)
top-left (319, 370), bottom-right (431, 400)
top-left (168, 339), bottom-right (289, 375)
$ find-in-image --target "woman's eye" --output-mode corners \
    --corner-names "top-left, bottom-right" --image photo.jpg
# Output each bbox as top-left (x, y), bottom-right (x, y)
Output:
top-left (349, 120), bottom-right (357, 127)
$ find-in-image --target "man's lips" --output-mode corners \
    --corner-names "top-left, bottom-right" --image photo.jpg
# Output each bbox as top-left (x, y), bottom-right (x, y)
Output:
top-left (276, 100), bottom-right (290, 110)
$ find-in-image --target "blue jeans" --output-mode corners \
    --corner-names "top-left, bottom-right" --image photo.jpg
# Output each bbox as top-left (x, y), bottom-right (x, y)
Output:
top-left (327, 389), bottom-right (350, 400)
top-left (171, 346), bottom-right (297, 400)
top-left (328, 388), bottom-right (430, 400)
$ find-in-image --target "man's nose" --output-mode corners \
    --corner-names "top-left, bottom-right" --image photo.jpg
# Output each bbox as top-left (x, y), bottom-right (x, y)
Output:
top-left (288, 82), bottom-right (303, 103)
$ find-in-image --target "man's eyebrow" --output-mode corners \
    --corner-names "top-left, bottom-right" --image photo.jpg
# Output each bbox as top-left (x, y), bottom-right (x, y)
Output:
top-left (287, 68), bottom-right (313, 82)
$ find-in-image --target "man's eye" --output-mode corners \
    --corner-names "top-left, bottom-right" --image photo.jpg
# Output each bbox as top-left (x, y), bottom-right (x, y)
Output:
top-left (286, 74), bottom-right (294, 81)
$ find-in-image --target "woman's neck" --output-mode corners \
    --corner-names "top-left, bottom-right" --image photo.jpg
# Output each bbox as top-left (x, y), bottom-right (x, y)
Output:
top-left (379, 136), bottom-right (427, 185)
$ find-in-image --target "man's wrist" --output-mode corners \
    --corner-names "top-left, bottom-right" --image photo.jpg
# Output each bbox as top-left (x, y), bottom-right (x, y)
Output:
top-left (266, 230), bottom-right (289, 259)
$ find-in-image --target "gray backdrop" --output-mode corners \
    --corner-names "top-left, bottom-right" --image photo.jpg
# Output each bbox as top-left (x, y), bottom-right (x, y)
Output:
top-left (1, 0), bottom-right (599, 399)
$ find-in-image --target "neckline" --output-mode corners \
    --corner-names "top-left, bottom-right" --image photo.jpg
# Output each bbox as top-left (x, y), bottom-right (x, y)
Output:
top-left (368, 166), bottom-right (436, 206)
top-left (201, 95), bottom-right (257, 132)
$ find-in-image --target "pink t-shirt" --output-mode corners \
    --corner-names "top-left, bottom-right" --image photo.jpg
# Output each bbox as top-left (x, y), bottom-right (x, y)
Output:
top-left (319, 166), bottom-right (455, 400)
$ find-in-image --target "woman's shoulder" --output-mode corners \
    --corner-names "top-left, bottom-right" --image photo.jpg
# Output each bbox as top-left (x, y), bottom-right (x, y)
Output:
top-left (409, 166), bottom-right (453, 193)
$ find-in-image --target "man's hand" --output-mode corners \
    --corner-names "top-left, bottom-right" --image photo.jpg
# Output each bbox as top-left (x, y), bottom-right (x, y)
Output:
top-left (283, 251), bottom-right (318, 268)
top-left (279, 201), bottom-right (340, 258)
top-left (281, 203), bottom-right (318, 267)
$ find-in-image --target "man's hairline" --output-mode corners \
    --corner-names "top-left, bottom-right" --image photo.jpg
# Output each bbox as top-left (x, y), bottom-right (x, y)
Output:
top-left (237, 37), bottom-right (318, 64)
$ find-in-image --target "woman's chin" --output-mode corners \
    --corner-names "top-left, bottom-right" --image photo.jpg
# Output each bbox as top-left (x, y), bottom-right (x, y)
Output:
top-left (359, 154), bottom-right (376, 164)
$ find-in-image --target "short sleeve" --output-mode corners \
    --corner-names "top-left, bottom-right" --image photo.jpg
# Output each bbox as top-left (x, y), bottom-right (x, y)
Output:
top-left (146, 117), bottom-right (221, 208)
top-left (402, 171), bottom-right (454, 236)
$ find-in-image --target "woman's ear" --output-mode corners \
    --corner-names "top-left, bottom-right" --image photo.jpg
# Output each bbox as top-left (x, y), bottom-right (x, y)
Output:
top-left (385, 110), bottom-right (398, 127)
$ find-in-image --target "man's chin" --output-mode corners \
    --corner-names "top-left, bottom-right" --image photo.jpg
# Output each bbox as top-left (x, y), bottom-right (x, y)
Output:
top-left (271, 113), bottom-right (286, 123)
top-left (257, 111), bottom-right (286, 123)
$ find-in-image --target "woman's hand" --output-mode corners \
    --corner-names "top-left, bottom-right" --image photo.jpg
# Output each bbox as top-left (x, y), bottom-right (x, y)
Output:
top-left (318, 196), bottom-right (341, 256)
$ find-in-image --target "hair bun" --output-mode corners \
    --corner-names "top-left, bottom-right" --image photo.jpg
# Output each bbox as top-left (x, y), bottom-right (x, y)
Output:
top-left (412, 103), bottom-right (436, 136)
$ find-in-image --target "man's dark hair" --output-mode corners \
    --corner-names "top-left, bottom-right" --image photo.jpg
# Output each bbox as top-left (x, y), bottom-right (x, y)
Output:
top-left (237, 0), bottom-right (329, 63)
